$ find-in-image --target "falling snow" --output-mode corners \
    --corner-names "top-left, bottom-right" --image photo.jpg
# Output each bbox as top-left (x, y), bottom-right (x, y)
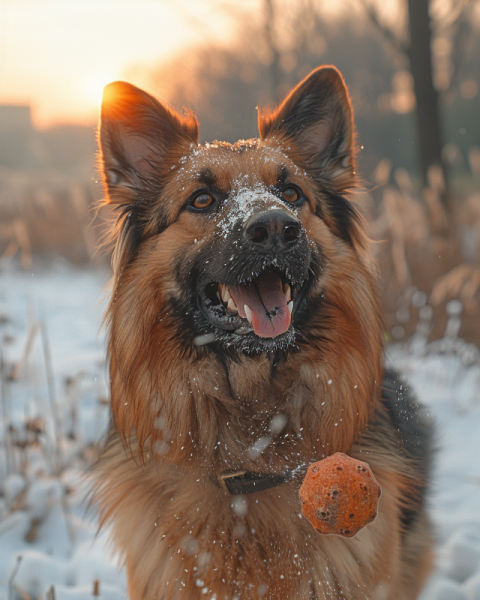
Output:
top-left (0, 265), bottom-right (480, 599)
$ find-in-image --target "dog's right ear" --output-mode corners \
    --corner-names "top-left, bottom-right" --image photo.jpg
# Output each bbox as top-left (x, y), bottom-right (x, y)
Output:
top-left (99, 81), bottom-right (199, 205)
top-left (258, 67), bottom-right (355, 192)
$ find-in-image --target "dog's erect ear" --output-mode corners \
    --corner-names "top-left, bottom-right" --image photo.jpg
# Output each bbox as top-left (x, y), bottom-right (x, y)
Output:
top-left (258, 66), bottom-right (355, 190)
top-left (99, 81), bottom-right (198, 205)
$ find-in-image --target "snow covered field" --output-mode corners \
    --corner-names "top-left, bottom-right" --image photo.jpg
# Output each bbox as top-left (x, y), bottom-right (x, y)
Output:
top-left (1, 262), bottom-right (480, 600)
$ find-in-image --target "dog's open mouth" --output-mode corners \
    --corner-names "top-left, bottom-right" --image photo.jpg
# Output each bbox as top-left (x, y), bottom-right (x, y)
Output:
top-left (201, 270), bottom-right (298, 339)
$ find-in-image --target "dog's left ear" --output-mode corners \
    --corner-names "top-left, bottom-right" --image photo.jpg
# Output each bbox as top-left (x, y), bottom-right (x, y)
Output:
top-left (99, 81), bottom-right (198, 205)
top-left (258, 66), bottom-right (355, 190)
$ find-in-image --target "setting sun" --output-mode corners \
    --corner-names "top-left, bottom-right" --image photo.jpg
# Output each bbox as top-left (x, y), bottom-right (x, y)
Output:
top-left (0, 0), bottom-right (237, 128)
top-left (82, 73), bottom-right (120, 111)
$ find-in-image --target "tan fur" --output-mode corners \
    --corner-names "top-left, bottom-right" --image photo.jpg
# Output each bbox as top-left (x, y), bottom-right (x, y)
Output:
top-left (94, 404), bottom-right (432, 599)
top-left (92, 68), bottom-right (433, 599)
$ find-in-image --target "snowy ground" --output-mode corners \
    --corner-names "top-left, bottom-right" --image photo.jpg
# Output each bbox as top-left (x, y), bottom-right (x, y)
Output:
top-left (1, 261), bottom-right (480, 600)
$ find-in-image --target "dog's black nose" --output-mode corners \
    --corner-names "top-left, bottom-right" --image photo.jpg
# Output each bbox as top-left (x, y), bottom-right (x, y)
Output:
top-left (244, 209), bottom-right (301, 251)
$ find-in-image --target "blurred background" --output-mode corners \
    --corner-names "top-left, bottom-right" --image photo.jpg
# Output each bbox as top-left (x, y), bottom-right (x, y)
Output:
top-left (0, 3), bottom-right (480, 598)
top-left (1, 0), bottom-right (479, 346)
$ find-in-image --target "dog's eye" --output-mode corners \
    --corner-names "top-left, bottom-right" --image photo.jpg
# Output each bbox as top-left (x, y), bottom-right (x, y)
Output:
top-left (282, 187), bottom-right (299, 203)
top-left (192, 193), bottom-right (214, 210)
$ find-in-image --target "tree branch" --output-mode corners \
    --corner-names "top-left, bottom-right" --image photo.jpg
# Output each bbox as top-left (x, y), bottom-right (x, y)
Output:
top-left (358, 0), bottom-right (409, 57)
top-left (263, 0), bottom-right (284, 102)
top-left (445, 0), bottom-right (478, 92)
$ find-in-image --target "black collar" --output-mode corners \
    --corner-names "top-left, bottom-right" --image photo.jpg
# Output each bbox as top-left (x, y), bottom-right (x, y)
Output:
top-left (218, 470), bottom-right (292, 495)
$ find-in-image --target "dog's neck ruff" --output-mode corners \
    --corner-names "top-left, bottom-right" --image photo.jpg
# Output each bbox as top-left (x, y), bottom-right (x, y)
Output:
top-left (218, 470), bottom-right (292, 495)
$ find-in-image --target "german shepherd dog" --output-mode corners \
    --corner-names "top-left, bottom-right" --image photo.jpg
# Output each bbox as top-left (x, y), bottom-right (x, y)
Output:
top-left (93, 66), bottom-right (433, 599)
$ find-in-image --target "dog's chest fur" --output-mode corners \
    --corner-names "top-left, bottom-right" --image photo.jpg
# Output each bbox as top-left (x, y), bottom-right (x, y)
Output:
top-left (93, 67), bottom-right (433, 599)
top-left (94, 353), bottom-right (405, 600)
top-left (96, 427), bottom-right (403, 600)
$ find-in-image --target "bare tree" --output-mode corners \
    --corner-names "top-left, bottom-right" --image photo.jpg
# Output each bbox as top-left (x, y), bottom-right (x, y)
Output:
top-left (263, 0), bottom-right (284, 102)
top-left (360, 0), bottom-right (478, 206)
top-left (261, 0), bottom-right (323, 102)
top-left (407, 0), bottom-right (445, 194)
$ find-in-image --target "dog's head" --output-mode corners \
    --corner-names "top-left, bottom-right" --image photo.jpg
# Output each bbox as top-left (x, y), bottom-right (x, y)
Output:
top-left (100, 67), bottom-right (369, 353)
top-left (99, 67), bottom-right (383, 454)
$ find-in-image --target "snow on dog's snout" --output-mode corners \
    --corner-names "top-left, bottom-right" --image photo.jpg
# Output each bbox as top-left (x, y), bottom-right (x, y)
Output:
top-left (215, 182), bottom-right (299, 338)
top-left (216, 182), bottom-right (298, 239)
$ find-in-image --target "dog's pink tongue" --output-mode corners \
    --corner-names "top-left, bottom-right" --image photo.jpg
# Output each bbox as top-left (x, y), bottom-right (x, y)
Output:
top-left (229, 272), bottom-right (291, 338)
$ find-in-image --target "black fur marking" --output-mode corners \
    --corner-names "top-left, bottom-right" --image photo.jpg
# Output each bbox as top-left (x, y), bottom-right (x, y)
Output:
top-left (115, 192), bottom-right (171, 265)
top-left (277, 166), bottom-right (289, 188)
top-left (209, 340), bottom-right (243, 365)
top-left (307, 174), bottom-right (357, 247)
top-left (197, 168), bottom-right (217, 189)
top-left (271, 348), bottom-right (287, 371)
top-left (116, 199), bottom-right (149, 261)
top-left (268, 167), bottom-right (307, 208)
top-left (165, 295), bottom-right (200, 353)
top-left (381, 368), bottom-right (433, 532)
top-left (381, 369), bottom-right (432, 472)
top-left (322, 192), bottom-right (357, 246)
top-left (168, 220), bottom-right (318, 356)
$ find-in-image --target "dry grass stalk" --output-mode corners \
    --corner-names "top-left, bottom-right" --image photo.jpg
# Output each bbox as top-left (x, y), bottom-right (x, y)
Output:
top-left (1, 347), bottom-right (14, 477)
top-left (430, 265), bottom-right (480, 313)
top-left (423, 187), bottom-right (449, 236)
top-left (12, 218), bottom-right (32, 269)
top-left (2, 239), bottom-right (19, 260)
top-left (45, 586), bottom-right (55, 600)
top-left (61, 490), bottom-right (76, 557)
top-left (0, 219), bottom-right (32, 268)
top-left (0, 167), bottom-right (106, 264)
top-left (40, 322), bottom-right (63, 475)
top-left (11, 585), bottom-right (31, 600)
top-left (9, 322), bottom-right (41, 381)
top-left (373, 158), bottom-right (392, 186)
top-left (367, 157), bottom-right (480, 343)
top-left (24, 517), bottom-right (43, 544)
top-left (381, 186), bottom-right (410, 286)
top-left (8, 555), bottom-right (23, 600)
top-left (468, 146), bottom-right (480, 174)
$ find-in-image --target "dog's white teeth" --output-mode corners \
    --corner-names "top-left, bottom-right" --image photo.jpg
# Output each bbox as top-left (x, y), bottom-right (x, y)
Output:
top-left (283, 282), bottom-right (292, 302)
top-left (288, 301), bottom-right (293, 315)
top-left (193, 332), bottom-right (216, 346)
top-left (244, 305), bottom-right (253, 324)
top-left (221, 284), bottom-right (232, 303)
top-left (227, 298), bottom-right (238, 312)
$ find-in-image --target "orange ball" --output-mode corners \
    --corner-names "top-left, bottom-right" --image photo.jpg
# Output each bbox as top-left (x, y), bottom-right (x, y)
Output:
top-left (299, 452), bottom-right (381, 538)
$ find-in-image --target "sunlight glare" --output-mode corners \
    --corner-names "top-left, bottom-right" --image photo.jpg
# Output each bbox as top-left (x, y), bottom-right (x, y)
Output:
top-left (83, 73), bottom-right (120, 110)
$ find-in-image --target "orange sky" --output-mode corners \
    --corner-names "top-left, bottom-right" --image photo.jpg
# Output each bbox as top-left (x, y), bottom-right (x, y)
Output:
top-left (0, 0), bottom-right (247, 128)
top-left (0, 0), bottom-right (383, 129)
